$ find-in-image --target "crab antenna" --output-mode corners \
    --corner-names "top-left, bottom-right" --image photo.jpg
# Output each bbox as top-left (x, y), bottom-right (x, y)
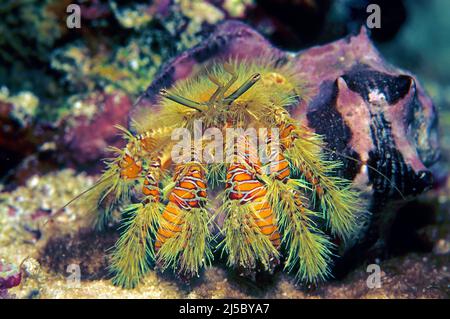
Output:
top-left (224, 73), bottom-right (261, 105)
top-left (160, 89), bottom-right (207, 112)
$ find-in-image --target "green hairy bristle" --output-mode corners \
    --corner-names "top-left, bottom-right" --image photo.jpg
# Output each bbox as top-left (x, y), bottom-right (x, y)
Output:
top-left (284, 129), bottom-right (367, 241)
top-left (206, 163), bottom-right (227, 188)
top-left (156, 207), bottom-right (213, 276)
top-left (86, 149), bottom-right (138, 231)
top-left (110, 202), bottom-right (162, 288)
top-left (220, 200), bottom-right (279, 270)
top-left (264, 178), bottom-right (333, 282)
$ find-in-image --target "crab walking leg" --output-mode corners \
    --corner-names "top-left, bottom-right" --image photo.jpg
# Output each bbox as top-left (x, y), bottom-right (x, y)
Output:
top-left (277, 185), bottom-right (333, 282)
top-left (221, 138), bottom-right (280, 270)
top-left (263, 132), bottom-right (333, 282)
top-left (279, 121), bottom-right (365, 241)
top-left (155, 162), bottom-right (213, 277)
top-left (251, 194), bottom-right (282, 250)
top-left (227, 163), bottom-right (281, 249)
top-left (154, 202), bottom-right (184, 253)
top-left (86, 127), bottom-right (158, 230)
top-left (110, 158), bottom-right (163, 288)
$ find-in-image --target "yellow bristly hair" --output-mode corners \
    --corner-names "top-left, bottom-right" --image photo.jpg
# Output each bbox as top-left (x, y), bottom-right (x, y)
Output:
top-left (284, 126), bottom-right (367, 241)
top-left (263, 177), bottom-right (334, 282)
top-left (110, 201), bottom-right (162, 288)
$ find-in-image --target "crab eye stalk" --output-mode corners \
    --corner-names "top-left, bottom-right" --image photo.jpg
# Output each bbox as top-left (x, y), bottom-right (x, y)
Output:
top-left (224, 73), bottom-right (261, 105)
top-left (207, 74), bottom-right (224, 105)
top-left (159, 89), bottom-right (207, 112)
top-left (218, 63), bottom-right (239, 101)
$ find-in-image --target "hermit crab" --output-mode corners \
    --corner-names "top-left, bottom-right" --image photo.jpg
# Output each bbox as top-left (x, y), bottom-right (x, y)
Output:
top-left (84, 59), bottom-right (364, 288)
top-left (63, 21), bottom-right (438, 288)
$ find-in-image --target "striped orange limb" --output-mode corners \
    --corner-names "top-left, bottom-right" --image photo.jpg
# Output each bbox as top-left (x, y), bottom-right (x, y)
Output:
top-left (155, 162), bottom-right (213, 277)
top-left (220, 139), bottom-right (280, 270)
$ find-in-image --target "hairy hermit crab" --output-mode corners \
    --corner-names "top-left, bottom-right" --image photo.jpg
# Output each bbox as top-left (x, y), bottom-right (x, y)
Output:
top-left (60, 21), bottom-right (439, 288)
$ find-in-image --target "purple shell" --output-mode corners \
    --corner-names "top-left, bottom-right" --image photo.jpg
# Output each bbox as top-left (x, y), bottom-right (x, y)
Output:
top-left (134, 21), bottom-right (439, 205)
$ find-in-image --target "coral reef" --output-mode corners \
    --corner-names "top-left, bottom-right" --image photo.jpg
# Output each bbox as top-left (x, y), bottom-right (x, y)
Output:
top-left (58, 92), bottom-right (133, 169)
top-left (0, 260), bottom-right (21, 291)
top-left (0, 170), bottom-right (95, 248)
top-left (0, 89), bottom-right (44, 178)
